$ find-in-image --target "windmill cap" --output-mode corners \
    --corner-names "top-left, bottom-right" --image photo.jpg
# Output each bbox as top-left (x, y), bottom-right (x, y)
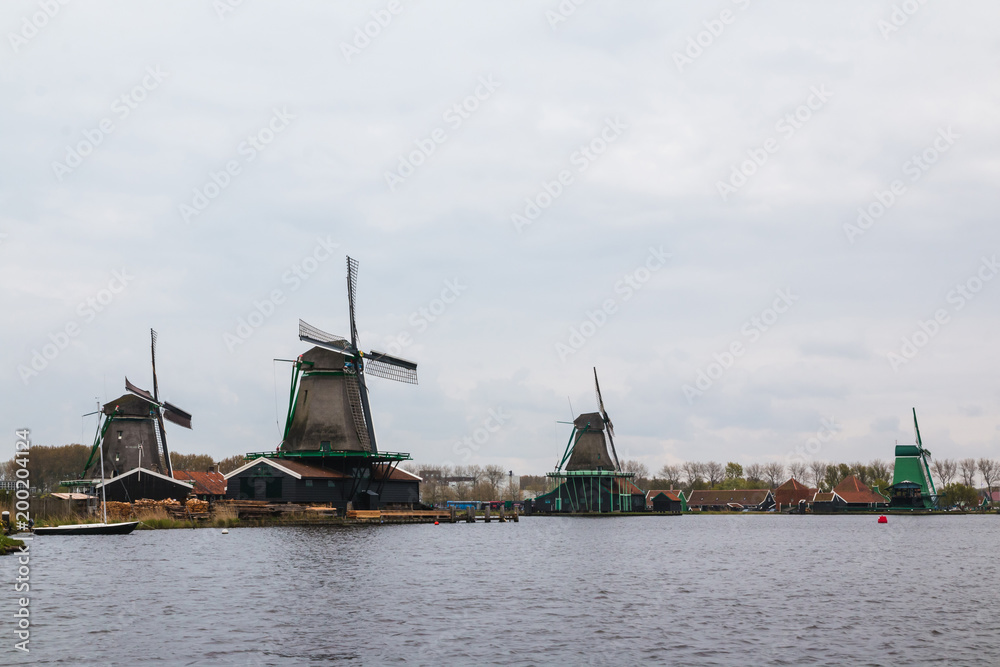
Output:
top-left (895, 444), bottom-right (923, 456)
top-left (573, 412), bottom-right (605, 431)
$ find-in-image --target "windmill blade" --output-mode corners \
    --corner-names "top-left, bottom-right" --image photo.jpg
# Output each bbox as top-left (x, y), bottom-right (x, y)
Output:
top-left (298, 319), bottom-right (354, 354)
top-left (151, 328), bottom-right (159, 401)
top-left (125, 377), bottom-right (158, 405)
top-left (912, 407), bottom-right (923, 447)
top-left (606, 424), bottom-right (622, 472)
top-left (347, 256), bottom-right (360, 350)
top-left (593, 367), bottom-right (614, 432)
top-left (594, 367), bottom-right (604, 414)
top-left (364, 351), bottom-right (418, 384)
top-left (162, 402), bottom-right (193, 429)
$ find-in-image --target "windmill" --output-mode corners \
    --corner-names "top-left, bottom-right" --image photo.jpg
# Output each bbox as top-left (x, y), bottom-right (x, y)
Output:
top-left (82, 329), bottom-right (192, 479)
top-left (889, 408), bottom-right (938, 508)
top-left (555, 368), bottom-right (622, 473)
top-left (537, 368), bottom-right (641, 513)
top-left (281, 256), bottom-right (417, 454)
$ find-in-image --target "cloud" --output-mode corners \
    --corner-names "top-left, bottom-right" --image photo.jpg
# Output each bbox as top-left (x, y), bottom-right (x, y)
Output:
top-left (3, 1), bottom-right (999, 473)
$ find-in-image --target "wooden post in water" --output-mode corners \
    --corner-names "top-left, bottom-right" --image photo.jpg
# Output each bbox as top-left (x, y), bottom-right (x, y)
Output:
top-left (466, 509), bottom-right (475, 523)
top-left (450, 507), bottom-right (457, 523)
top-left (513, 506), bottom-right (519, 522)
top-left (484, 505), bottom-right (491, 523)
top-left (499, 505), bottom-right (506, 522)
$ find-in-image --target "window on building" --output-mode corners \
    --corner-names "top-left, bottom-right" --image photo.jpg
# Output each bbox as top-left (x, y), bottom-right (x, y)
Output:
top-left (265, 478), bottom-right (283, 499)
top-left (320, 441), bottom-right (331, 452)
top-left (305, 480), bottom-right (313, 487)
top-left (327, 481), bottom-right (336, 487)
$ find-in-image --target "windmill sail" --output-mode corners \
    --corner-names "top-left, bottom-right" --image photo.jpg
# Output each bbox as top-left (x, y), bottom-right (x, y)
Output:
top-left (284, 256), bottom-right (418, 455)
top-left (365, 351), bottom-right (418, 384)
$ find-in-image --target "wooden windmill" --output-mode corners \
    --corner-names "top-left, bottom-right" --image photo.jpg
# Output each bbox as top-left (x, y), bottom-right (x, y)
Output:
top-left (82, 329), bottom-right (192, 479)
top-left (536, 368), bottom-right (642, 513)
top-left (281, 256), bottom-right (418, 454)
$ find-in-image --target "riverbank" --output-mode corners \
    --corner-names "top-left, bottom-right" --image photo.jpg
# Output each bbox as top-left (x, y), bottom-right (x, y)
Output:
top-left (0, 533), bottom-right (25, 554)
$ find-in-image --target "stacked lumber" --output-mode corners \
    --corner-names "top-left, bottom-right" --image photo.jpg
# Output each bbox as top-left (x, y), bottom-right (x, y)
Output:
top-left (347, 510), bottom-right (381, 520)
top-left (218, 500), bottom-right (276, 518)
top-left (101, 501), bottom-right (134, 522)
top-left (185, 499), bottom-right (209, 514)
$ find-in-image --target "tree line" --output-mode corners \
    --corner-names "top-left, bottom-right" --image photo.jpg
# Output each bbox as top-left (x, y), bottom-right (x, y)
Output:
top-left (410, 457), bottom-right (1000, 504)
top-left (402, 464), bottom-right (518, 504)
top-left (0, 445), bottom-right (248, 493)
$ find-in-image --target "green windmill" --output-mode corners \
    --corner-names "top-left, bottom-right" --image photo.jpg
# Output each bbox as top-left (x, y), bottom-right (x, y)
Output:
top-left (889, 408), bottom-right (938, 509)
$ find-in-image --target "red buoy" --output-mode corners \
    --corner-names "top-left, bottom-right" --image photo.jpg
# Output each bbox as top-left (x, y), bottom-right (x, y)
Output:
top-left (878, 515), bottom-right (887, 523)
top-left (434, 521), bottom-right (439, 525)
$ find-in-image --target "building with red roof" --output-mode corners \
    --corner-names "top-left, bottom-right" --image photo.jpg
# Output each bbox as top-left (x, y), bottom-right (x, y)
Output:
top-left (645, 489), bottom-right (687, 513)
top-left (687, 489), bottom-right (775, 512)
top-left (812, 475), bottom-right (889, 512)
top-left (773, 478), bottom-right (816, 511)
top-left (173, 469), bottom-right (227, 501)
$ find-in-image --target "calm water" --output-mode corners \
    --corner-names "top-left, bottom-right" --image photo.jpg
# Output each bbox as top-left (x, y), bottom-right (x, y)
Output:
top-left (3, 515), bottom-right (998, 666)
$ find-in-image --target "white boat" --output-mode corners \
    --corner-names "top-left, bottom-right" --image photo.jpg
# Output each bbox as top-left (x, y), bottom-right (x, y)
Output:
top-left (34, 407), bottom-right (139, 537)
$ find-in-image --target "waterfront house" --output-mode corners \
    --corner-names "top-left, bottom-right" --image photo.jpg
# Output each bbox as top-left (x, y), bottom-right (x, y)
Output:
top-left (645, 489), bottom-right (687, 513)
top-left (686, 489), bottom-right (775, 512)
top-left (173, 468), bottom-right (227, 501)
top-left (96, 467), bottom-right (194, 503)
top-left (834, 475), bottom-right (890, 508)
top-left (773, 478), bottom-right (816, 511)
top-left (813, 476), bottom-right (889, 513)
top-left (224, 456), bottom-right (421, 510)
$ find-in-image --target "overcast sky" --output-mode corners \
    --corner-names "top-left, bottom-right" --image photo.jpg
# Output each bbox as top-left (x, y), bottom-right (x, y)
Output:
top-left (2, 1), bottom-right (998, 478)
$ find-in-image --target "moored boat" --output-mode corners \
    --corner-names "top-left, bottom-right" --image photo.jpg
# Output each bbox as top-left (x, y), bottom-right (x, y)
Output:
top-left (33, 521), bottom-right (138, 536)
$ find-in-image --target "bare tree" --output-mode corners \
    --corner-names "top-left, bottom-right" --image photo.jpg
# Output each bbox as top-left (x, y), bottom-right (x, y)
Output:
top-left (483, 464), bottom-right (507, 497)
top-left (960, 458), bottom-right (978, 487)
top-left (658, 464), bottom-right (682, 488)
top-left (683, 461), bottom-right (703, 486)
top-left (869, 459), bottom-right (891, 482)
top-left (809, 460), bottom-right (829, 490)
top-left (466, 464), bottom-right (484, 486)
top-left (931, 458), bottom-right (957, 486)
top-left (977, 458), bottom-right (998, 498)
top-left (745, 463), bottom-right (764, 485)
top-left (788, 461), bottom-right (808, 482)
top-left (763, 462), bottom-right (786, 488)
top-left (621, 460), bottom-right (650, 483)
top-left (704, 461), bottom-right (724, 487)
